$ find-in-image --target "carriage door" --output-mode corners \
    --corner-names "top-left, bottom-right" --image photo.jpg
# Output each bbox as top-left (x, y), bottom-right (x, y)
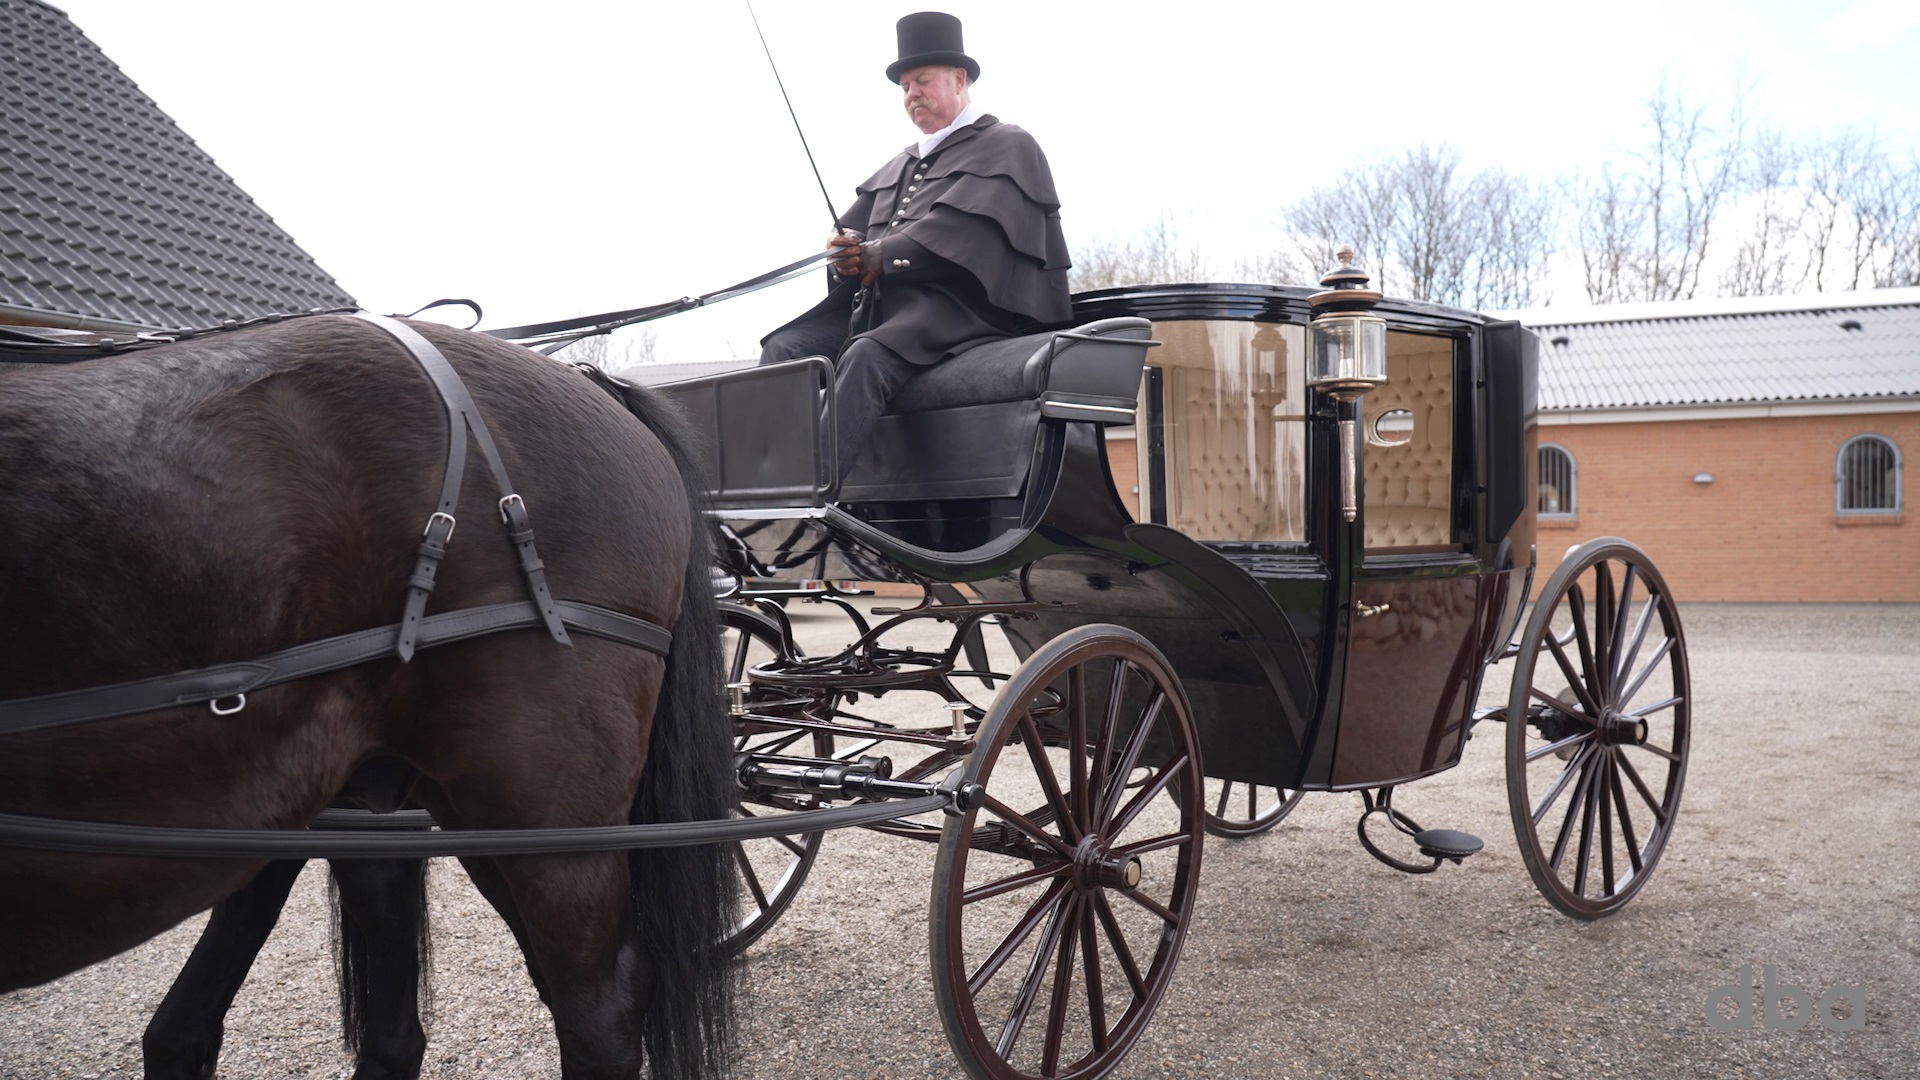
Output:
top-left (1329, 331), bottom-right (1488, 788)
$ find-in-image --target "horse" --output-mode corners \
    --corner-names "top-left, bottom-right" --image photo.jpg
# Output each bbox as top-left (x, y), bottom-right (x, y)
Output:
top-left (0, 314), bottom-right (738, 1080)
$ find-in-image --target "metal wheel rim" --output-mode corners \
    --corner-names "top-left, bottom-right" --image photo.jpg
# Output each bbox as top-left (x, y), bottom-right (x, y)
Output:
top-left (1506, 539), bottom-right (1691, 919)
top-left (931, 624), bottom-right (1204, 1080)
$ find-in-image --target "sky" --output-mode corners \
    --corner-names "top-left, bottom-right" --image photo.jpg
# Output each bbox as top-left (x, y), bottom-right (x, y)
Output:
top-left (50, 0), bottom-right (1920, 363)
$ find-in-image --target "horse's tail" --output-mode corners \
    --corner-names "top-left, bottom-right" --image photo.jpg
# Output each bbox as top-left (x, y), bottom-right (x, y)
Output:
top-left (622, 382), bottom-right (738, 1080)
top-left (330, 858), bottom-right (432, 1061)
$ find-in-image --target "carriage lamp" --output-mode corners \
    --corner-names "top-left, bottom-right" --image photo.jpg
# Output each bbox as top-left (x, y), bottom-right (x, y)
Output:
top-left (1307, 246), bottom-right (1388, 521)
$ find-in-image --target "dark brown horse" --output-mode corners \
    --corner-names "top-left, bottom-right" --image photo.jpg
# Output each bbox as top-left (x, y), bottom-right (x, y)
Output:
top-left (0, 315), bottom-right (736, 1079)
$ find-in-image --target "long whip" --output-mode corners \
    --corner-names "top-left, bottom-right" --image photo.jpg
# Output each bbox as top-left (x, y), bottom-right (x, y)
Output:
top-left (745, 0), bottom-right (838, 224)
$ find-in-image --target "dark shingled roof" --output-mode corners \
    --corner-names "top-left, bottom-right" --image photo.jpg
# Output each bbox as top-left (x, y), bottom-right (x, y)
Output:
top-left (1504, 289), bottom-right (1920, 412)
top-left (1, 0), bottom-right (355, 330)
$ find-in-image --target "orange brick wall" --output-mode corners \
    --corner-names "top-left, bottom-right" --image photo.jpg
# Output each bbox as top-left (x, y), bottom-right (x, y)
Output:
top-left (1536, 410), bottom-right (1916, 602)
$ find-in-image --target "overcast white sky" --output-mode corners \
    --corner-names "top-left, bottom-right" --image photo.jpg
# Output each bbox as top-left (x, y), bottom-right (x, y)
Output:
top-left (52, 0), bottom-right (1920, 362)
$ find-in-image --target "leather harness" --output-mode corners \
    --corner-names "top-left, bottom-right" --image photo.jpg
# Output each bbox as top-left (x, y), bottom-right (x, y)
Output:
top-left (0, 311), bottom-right (673, 738)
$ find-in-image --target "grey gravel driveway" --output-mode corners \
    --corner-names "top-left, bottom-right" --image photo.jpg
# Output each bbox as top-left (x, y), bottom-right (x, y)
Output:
top-left (2, 603), bottom-right (1915, 1079)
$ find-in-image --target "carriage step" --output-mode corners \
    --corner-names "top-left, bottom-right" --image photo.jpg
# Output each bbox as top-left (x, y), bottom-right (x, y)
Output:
top-left (1414, 828), bottom-right (1483, 863)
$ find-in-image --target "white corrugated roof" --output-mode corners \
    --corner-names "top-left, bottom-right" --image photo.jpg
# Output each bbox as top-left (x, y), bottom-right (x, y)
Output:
top-left (1497, 289), bottom-right (1920, 411)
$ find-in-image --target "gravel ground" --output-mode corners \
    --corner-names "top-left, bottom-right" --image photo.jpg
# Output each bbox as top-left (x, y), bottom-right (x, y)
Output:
top-left (3, 603), bottom-right (1916, 1079)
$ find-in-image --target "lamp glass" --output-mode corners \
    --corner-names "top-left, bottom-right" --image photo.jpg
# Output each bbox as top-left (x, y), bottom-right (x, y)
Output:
top-left (1307, 313), bottom-right (1387, 391)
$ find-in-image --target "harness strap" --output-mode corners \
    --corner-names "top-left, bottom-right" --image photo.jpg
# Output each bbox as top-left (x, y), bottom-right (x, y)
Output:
top-left (0, 599), bottom-right (667, 738)
top-left (350, 312), bottom-right (570, 659)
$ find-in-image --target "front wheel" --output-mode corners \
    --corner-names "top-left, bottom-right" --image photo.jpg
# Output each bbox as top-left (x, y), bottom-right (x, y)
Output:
top-left (1506, 539), bottom-right (1691, 919)
top-left (931, 625), bottom-right (1204, 1080)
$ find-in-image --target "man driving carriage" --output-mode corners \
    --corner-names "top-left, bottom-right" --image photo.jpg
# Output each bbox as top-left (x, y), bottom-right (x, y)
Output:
top-left (758, 11), bottom-right (1072, 482)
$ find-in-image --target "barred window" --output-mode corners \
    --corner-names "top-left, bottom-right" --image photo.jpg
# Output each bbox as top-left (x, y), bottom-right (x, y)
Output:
top-left (1835, 435), bottom-right (1901, 513)
top-left (1537, 444), bottom-right (1576, 518)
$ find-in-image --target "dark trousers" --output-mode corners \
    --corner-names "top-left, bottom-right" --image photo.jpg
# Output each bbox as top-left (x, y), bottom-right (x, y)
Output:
top-left (760, 315), bottom-right (920, 484)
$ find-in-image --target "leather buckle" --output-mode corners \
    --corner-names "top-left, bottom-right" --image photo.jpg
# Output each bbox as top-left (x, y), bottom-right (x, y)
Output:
top-left (498, 493), bottom-right (525, 524)
top-left (422, 511), bottom-right (456, 543)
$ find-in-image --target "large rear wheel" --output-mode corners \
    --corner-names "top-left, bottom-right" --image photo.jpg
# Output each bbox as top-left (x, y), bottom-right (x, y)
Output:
top-left (931, 625), bottom-right (1204, 1080)
top-left (1506, 539), bottom-right (1691, 919)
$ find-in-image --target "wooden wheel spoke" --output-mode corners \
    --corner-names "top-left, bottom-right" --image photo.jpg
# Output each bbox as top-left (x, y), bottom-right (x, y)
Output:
top-left (1605, 564), bottom-right (1640, 697)
top-left (1098, 692), bottom-right (1167, 824)
top-left (1528, 680), bottom-right (1589, 722)
top-left (1079, 901), bottom-right (1110, 1053)
top-left (962, 860), bottom-right (1073, 906)
top-left (1626, 695), bottom-right (1684, 721)
top-left (1530, 743), bottom-right (1591, 825)
top-left (1567, 584), bottom-right (1602, 710)
top-left (1068, 665), bottom-right (1091, 838)
top-left (1040, 896), bottom-right (1085, 1076)
top-left (1019, 716), bottom-right (1081, 846)
top-left (980, 793), bottom-right (1077, 859)
top-left (1547, 749), bottom-right (1598, 872)
top-left (1092, 892), bottom-right (1147, 1000)
top-left (1615, 754), bottom-right (1671, 823)
top-left (1597, 757), bottom-right (1617, 896)
top-left (1617, 635), bottom-right (1676, 705)
top-left (1525, 728), bottom-right (1592, 763)
top-left (1571, 751), bottom-right (1602, 896)
top-left (1109, 753), bottom-right (1187, 839)
top-left (1543, 632), bottom-right (1603, 719)
top-left (1090, 661), bottom-right (1132, 813)
top-left (1214, 783), bottom-right (1234, 818)
top-left (1118, 885), bottom-right (1180, 927)
top-left (1624, 737), bottom-right (1682, 764)
top-left (1612, 581), bottom-right (1657, 694)
top-left (732, 842), bottom-right (771, 911)
top-left (1593, 563), bottom-right (1617, 698)
top-left (993, 888), bottom-right (1076, 1059)
top-left (967, 878), bottom-right (1071, 997)
top-left (1608, 758), bottom-right (1644, 874)
top-left (1113, 832), bottom-right (1192, 859)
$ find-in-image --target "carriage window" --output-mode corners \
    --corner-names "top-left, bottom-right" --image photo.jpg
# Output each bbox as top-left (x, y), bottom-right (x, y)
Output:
top-left (1361, 332), bottom-right (1456, 550)
top-left (1142, 320), bottom-right (1307, 542)
top-left (1835, 434), bottom-right (1901, 513)
top-left (1537, 444), bottom-right (1576, 518)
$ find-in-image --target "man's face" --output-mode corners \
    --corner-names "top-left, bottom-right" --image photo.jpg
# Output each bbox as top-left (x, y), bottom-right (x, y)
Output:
top-left (900, 65), bottom-right (968, 134)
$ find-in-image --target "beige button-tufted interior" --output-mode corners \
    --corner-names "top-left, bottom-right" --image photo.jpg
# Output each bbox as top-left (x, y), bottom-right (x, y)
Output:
top-left (1362, 332), bottom-right (1455, 549)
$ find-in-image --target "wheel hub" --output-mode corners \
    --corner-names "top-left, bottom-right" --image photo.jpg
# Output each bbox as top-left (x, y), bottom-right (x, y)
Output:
top-left (1597, 708), bottom-right (1649, 746)
top-left (1071, 835), bottom-right (1142, 892)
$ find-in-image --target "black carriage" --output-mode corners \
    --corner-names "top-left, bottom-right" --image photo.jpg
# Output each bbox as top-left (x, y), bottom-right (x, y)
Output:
top-left (633, 254), bottom-right (1693, 1080)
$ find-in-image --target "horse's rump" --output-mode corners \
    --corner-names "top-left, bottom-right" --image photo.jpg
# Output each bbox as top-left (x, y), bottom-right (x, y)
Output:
top-left (0, 314), bottom-right (696, 988)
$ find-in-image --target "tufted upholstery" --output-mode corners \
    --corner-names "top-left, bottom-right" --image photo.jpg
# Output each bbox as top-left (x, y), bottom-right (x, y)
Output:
top-left (1155, 320), bottom-right (1309, 542)
top-left (1362, 334), bottom-right (1455, 549)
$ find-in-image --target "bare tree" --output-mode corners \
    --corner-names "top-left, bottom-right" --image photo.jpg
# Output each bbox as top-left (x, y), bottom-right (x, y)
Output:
top-left (1573, 83), bottom-right (1746, 303)
top-left (559, 326), bottom-right (658, 371)
top-left (1271, 143), bottom-right (1555, 309)
top-left (1068, 214), bottom-right (1212, 292)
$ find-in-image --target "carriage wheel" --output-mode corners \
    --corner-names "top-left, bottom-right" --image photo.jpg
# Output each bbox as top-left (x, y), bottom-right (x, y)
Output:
top-left (931, 625), bottom-right (1204, 1080)
top-left (1200, 780), bottom-right (1303, 839)
top-left (721, 603), bottom-right (824, 953)
top-left (1506, 539), bottom-right (1690, 919)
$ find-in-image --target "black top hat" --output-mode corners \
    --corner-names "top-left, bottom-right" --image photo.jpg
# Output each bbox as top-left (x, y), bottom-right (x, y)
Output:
top-left (886, 12), bottom-right (980, 84)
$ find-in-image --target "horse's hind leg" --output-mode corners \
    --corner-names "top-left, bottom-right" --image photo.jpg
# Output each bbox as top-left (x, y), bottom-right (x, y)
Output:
top-left (143, 859), bottom-right (307, 1080)
top-left (476, 852), bottom-right (646, 1080)
top-left (332, 859), bottom-right (430, 1080)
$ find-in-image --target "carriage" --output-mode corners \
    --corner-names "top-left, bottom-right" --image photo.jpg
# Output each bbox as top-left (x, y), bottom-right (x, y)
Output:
top-left (625, 252), bottom-right (1693, 1078)
top-left (0, 253), bottom-right (1690, 1080)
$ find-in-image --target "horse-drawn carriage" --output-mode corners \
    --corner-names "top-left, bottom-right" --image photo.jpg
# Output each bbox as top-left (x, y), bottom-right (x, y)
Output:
top-left (0, 254), bottom-right (1690, 1080)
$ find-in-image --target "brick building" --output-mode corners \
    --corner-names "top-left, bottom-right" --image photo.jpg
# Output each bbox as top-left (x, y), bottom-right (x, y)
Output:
top-left (1510, 288), bottom-right (1918, 603)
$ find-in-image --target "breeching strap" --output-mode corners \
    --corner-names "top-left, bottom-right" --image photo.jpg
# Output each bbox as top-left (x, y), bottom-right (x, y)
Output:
top-left (351, 312), bottom-right (571, 660)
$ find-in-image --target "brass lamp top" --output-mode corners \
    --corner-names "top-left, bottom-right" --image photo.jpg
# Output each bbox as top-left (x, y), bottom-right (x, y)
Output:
top-left (1308, 245), bottom-right (1383, 315)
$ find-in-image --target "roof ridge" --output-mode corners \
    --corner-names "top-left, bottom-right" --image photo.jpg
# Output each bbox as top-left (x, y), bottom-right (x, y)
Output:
top-left (1497, 287), bottom-right (1920, 328)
